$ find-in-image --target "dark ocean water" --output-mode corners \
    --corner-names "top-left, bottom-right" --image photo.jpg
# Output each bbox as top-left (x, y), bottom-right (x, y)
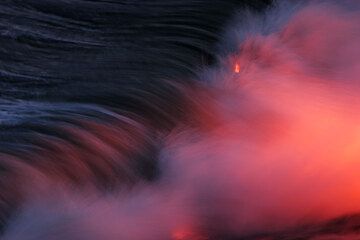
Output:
top-left (1, 0), bottom-right (360, 239)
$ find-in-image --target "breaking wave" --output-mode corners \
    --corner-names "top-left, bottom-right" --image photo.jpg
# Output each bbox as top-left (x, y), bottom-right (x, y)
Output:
top-left (2, 0), bottom-right (360, 239)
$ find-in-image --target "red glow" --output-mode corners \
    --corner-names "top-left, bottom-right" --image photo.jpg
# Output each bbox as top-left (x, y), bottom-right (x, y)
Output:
top-left (234, 62), bottom-right (240, 73)
top-left (172, 227), bottom-right (206, 240)
top-left (172, 229), bottom-right (190, 240)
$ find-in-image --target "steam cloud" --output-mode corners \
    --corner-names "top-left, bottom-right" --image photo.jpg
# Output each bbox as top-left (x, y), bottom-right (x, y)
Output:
top-left (2, 1), bottom-right (360, 239)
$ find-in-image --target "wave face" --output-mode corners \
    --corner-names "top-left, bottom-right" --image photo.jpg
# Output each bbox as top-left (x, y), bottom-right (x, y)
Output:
top-left (2, 0), bottom-right (360, 239)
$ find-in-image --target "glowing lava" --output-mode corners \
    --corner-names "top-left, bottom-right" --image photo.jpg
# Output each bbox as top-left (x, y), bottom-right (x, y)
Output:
top-left (172, 227), bottom-right (206, 240)
top-left (234, 62), bottom-right (240, 73)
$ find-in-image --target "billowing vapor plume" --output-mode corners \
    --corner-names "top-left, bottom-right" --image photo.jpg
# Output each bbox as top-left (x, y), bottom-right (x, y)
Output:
top-left (2, 1), bottom-right (360, 239)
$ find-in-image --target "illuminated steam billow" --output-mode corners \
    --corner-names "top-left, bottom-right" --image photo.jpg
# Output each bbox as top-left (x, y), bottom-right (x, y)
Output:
top-left (1, 0), bottom-right (360, 239)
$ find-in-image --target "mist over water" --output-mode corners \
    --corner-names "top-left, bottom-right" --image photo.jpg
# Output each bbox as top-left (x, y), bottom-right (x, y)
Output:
top-left (1, 0), bottom-right (360, 239)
